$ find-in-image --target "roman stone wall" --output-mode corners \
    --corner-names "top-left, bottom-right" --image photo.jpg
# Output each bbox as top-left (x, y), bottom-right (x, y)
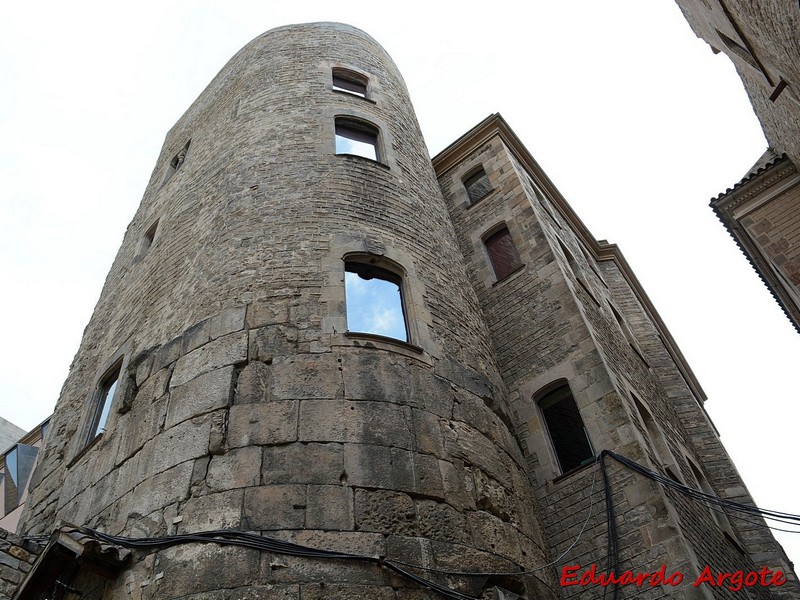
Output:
top-left (18, 23), bottom-right (555, 599)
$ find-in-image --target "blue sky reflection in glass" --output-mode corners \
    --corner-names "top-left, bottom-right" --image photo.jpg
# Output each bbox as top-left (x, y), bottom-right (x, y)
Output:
top-left (335, 121), bottom-right (378, 161)
top-left (345, 265), bottom-right (407, 342)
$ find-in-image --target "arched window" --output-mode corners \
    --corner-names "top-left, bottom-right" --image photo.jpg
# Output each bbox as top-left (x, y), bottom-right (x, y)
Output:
top-left (345, 260), bottom-right (408, 342)
top-left (463, 167), bottom-right (492, 203)
top-left (484, 226), bottom-right (523, 281)
top-left (538, 383), bottom-right (594, 474)
top-left (335, 118), bottom-right (380, 161)
top-left (332, 68), bottom-right (368, 98)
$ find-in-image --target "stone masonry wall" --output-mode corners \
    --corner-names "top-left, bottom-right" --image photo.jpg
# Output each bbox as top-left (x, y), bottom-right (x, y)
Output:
top-left (18, 24), bottom-right (555, 599)
top-left (0, 528), bottom-right (40, 598)
top-left (435, 121), bottom-right (797, 598)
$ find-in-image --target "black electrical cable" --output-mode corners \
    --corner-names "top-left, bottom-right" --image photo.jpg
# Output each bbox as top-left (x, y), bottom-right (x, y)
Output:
top-left (85, 527), bottom-right (480, 600)
top-left (599, 452), bottom-right (620, 600)
top-left (604, 451), bottom-right (800, 530)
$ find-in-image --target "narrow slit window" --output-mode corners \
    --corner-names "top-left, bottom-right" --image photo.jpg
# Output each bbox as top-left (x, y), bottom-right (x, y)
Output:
top-left (170, 139), bottom-right (191, 172)
top-left (632, 394), bottom-right (680, 482)
top-left (88, 364), bottom-right (121, 441)
top-left (345, 262), bottom-right (407, 342)
top-left (464, 168), bottom-right (492, 203)
top-left (143, 220), bottom-right (159, 251)
top-left (539, 384), bottom-right (594, 474)
top-left (335, 119), bottom-right (379, 161)
top-left (332, 69), bottom-right (368, 98)
top-left (485, 227), bottom-right (523, 281)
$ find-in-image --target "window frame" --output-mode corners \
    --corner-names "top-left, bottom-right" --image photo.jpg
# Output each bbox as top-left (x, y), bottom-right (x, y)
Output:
top-left (86, 360), bottom-right (122, 444)
top-left (483, 225), bottom-right (524, 282)
top-left (334, 117), bottom-right (381, 162)
top-left (344, 258), bottom-right (410, 344)
top-left (463, 166), bottom-right (492, 204)
top-left (536, 382), bottom-right (595, 475)
top-left (332, 68), bottom-right (369, 99)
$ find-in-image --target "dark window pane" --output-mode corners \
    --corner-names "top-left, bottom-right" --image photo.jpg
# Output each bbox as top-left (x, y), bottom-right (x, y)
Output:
top-left (335, 121), bottom-right (379, 161)
top-left (345, 263), bottom-right (407, 342)
top-left (464, 168), bottom-right (491, 203)
top-left (540, 385), bottom-right (594, 473)
top-left (333, 72), bottom-right (367, 97)
top-left (485, 228), bottom-right (522, 280)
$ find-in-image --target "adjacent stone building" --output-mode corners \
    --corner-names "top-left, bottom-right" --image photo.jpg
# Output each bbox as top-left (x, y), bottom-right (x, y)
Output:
top-left (7, 22), bottom-right (798, 599)
top-left (674, 0), bottom-right (800, 332)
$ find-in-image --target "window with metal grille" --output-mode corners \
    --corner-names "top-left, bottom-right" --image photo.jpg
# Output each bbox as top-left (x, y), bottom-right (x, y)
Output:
top-left (485, 227), bottom-right (522, 281)
top-left (335, 118), bottom-right (379, 161)
top-left (332, 68), bottom-right (368, 98)
top-left (464, 167), bottom-right (492, 203)
top-left (539, 384), bottom-right (594, 473)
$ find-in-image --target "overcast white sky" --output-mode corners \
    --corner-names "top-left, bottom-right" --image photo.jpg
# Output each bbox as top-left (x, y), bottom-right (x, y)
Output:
top-left (1, 0), bottom-right (798, 569)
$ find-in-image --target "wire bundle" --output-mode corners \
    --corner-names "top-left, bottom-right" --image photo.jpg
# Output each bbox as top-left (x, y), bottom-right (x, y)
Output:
top-left (86, 528), bottom-right (480, 600)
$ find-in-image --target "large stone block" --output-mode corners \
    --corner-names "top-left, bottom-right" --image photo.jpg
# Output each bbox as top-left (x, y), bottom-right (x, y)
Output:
top-left (206, 446), bottom-right (261, 491)
top-left (271, 354), bottom-right (341, 400)
top-left (180, 489), bottom-right (244, 531)
top-left (127, 460), bottom-right (194, 518)
top-left (305, 485), bottom-right (354, 530)
top-left (344, 444), bottom-right (414, 492)
top-left (354, 489), bottom-right (416, 535)
top-left (262, 443), bottom-right (343, 485)
top-left (234, 361), bottom-right (271, 404)
top-left (165, 365), bottom-right (235, 428)
top-left (155, 544), bottom-right (260, 597)
top-left (171, 332), bottom-right (248, 388)
top-left (228, 400), bottom-right (298, 447)
top-left (243, 485), bottom-right (306, 530)
top-left (250, 324), bottom-right (299, 361)
top-left (416, 499), bottom-right (469, 544)
top-left (298, 399), bottom-right (413, 449)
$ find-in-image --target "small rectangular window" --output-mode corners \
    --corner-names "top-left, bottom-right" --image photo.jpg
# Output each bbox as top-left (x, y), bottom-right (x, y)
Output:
top-left (335, 119), bottom-right (379, 161)
top-left (88, 364), bottom-right (121, 441)
top-left (464, 168), bottom-right (492, 203)
top-left (332, 69), bottom-right (368, 98)
top-left (485, 227), bottom-right (523, 281)
top-left (345, 262), bottom-right (407, 342)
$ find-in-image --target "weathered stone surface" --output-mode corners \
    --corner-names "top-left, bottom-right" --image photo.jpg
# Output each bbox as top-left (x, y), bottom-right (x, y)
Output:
top-left (211, 306), bottom-right (246, 339)
top-left (243, 485), bottom-right (306, 530)
top-left (228, 401), bottom-right (298, 447)
top-left (166, 365), bottom-right (235, 428)
top-left (271, 354), bottom-right (341, 400)
top-left (180, 489), bottom-right (244, 531)
top-left (250, 325), bottom-right (299, 361)
top-left (206, 446), bottom-right (261, 491)
top-left (171, 332), bottom-right (248, 388)
top-left (300, 583), bottom-right (395, 599)
top-left (262, 443), bottom-right (343, 486)
top-left (156, 544), bottom-right (260, 597)
top-left (416, 499), bottom-right (469, 544)
top-left (299, 399), bottom-right (413, 449)
top-left (234, 361), bottom-right (271, 404)
top-left (354, 489), bottom-right (416, 535)
top-left (305, 485), bottom-right (353, 530)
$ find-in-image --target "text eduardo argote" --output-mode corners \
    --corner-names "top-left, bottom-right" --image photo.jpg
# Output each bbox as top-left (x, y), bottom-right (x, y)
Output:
top-left (561, 564), bottom-right (787, 592)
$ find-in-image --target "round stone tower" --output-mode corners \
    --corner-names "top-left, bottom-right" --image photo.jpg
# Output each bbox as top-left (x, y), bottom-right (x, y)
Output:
top-left (20, 23), bottom-right (556, 598)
